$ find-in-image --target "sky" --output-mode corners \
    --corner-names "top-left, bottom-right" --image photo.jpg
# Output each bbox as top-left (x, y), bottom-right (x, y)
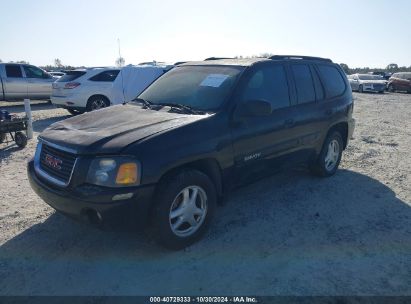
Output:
top-left (1, 0), bottom-right (410, 68)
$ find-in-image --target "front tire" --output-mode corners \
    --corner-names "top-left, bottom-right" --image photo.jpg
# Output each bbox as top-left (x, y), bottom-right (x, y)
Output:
top-left (310, 131), bottom-right (343, 177)
top-left (152, 170), bottom-right (217, 250)
top-left (358, 85), bottom-right (363, 93)
top-left (0, 133), bottom-right (6, 144)
top-left (388, 84), bottom-right (395, 93)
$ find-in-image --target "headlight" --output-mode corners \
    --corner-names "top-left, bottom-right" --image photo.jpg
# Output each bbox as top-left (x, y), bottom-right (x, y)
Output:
top-left (86, 157), bottom-right (141, 187)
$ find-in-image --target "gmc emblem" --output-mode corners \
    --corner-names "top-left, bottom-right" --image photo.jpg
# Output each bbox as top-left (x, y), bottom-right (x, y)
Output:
top-left (45, 154), bottom-right (63, 170)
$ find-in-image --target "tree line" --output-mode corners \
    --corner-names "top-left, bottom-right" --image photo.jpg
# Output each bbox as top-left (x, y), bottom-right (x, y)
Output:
top-left (1, 57), bottom-right (410, 74)
top-left (339, 63), bottom-right (411, 75)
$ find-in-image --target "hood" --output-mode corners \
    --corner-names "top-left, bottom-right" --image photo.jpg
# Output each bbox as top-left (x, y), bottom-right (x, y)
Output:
top-left (40, 104), bottom-right (208, 155)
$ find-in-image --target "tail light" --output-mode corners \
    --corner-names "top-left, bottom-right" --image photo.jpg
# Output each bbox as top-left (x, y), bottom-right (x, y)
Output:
top-left (64, 82), bottom-right (81, 89)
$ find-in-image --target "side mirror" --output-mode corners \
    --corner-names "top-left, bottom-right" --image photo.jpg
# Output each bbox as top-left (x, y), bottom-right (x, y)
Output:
top-left (238, 99), bottom-right (273, 117)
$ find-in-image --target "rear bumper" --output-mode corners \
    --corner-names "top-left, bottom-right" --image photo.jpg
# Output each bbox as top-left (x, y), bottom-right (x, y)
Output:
top-left (348, 118), bottom-right (355, 144)
top-left (51, 95), bottom-right (87, 109)
top-left (27, 160), bottom-right (156, 230)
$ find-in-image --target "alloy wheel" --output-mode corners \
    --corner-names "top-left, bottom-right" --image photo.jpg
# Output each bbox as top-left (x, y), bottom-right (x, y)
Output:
top-left (324, 139), bottom-right (340, 171)
top-left (169, 186), bottom-right (208, 237)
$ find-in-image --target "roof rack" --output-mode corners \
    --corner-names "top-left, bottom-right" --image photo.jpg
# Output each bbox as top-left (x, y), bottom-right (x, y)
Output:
top-left (269, 55), bottom-right (333, 63)
top-left (204, 57), bottom-right (234, 61)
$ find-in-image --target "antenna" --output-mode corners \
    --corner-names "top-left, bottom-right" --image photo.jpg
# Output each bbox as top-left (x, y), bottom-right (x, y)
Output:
top-left (117, 38), bottom-right (126, 104)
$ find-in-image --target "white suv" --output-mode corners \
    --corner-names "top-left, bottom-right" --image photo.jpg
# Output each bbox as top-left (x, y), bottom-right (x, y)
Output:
top-left (51, 65), bottom-right (172, 115)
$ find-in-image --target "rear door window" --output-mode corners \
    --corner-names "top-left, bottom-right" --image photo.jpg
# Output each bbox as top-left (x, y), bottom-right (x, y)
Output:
top-left (291, 64), bottom-right (316, 104)
top-left (5, 65), bottom-right (23, 78)
top-left (89, 70), bottom-right (120, 82)
top-left (57, 71), bottom-right (86, 82)
top-left (241, 64), bottom-right (290, 111)
top-left (317, 65), bottom-right (346, 98)
top-left (311, 67), bottom-right (325, 100)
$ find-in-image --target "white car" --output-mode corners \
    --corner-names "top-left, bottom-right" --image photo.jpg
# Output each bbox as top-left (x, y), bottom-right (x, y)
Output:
top-left (51, 65), bottom-right (173, 115)
top-left (347, 74), bottom-right (387, 93)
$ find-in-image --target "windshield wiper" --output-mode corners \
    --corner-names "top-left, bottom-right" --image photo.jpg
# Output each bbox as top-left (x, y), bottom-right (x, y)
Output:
top-left (157, 103), bottom-right (204, 115)
top-left (132, 98), bottom-right (153, 109)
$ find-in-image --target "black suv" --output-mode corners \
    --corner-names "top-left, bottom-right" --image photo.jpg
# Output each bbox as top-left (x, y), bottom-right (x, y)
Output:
top-left (28, 55), bottom-right (355, 249)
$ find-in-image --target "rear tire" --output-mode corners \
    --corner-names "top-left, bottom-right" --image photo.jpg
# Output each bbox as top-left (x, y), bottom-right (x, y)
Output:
top-left (15, 132), bottom-right (27, 149)
top-left (67, 109), bottom-right (83, 115)
top-left (151, 170), bottom-right (217, 250)
top-left (86, 96), bottom-right (110, 112)
top-left (310, 131), bottom-right (343, 177)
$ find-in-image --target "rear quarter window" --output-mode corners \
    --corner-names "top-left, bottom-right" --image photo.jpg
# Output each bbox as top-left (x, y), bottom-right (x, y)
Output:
top-left (89, 70), bottom-right (120, 82)
top-left (317, 65), bottom-right (346, 98)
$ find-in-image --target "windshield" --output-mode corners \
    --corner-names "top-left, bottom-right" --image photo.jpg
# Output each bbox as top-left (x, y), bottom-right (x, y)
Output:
top-left (138, 65), bottom-right (244, 111)
top-left (358, 74), bottom-right (383, 80)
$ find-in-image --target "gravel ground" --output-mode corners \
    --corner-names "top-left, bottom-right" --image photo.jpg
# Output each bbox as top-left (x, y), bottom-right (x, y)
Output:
top-left (0, 93), bottom-right (410, 296)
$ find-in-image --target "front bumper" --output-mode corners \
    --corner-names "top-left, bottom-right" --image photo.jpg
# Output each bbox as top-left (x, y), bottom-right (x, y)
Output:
top-left (361, 84), bottom-right (386, 92)
top-left (27, 160), bottom-right (155, 230)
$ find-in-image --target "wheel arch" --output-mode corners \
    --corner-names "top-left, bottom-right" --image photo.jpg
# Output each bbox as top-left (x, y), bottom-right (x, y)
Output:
top-left (156, 158), bottom-right (224, 198)
top-left (327, 122), bottom-right (348, 149)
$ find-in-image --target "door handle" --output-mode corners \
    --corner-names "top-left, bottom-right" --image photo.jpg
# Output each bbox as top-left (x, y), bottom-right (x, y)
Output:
top-left (284, 119), bottom-right (295, 127)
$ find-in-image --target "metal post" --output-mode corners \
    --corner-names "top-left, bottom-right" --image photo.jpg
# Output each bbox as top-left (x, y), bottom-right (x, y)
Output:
top-left (24, 99), bottom-right (33, 139)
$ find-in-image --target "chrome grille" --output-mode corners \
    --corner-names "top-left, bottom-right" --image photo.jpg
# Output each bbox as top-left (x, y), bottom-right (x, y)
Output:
top-left (38, 142), bottom-right (77, 185)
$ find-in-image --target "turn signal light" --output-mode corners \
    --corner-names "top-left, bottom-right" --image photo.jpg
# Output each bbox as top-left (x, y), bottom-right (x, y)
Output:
top-left (116, 163), bottom-right (138, 185)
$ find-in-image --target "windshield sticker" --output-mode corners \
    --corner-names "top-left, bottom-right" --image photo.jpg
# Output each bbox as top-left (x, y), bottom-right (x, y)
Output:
top-left (200, 74), bottom-right (229, 88)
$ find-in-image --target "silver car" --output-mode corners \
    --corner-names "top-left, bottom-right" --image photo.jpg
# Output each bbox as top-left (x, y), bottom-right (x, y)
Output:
top-left (0, 63), bottom-right (55, 101)
top-left (347, 73), bottom-right (387, 93)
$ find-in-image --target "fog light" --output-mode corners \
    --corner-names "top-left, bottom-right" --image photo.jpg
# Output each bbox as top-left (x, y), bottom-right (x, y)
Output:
top-left (112, 193), bottom-right (134, 201)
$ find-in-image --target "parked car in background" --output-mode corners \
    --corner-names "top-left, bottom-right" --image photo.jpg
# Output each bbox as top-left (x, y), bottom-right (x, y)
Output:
top-left (28, 55), bottom-right (355, 249)
top-left (368, 71), bottom-right (391, 80)
top-left (48, 71), bottom-right (65, 78)
top-left (387, 72), bottom-right (411, 93)
top-left (0, 63), bottom-right (54, 101)
top-left (51, 64), bottom-right (174, 115)
top-left (347, 73), bottom-right (386, 93)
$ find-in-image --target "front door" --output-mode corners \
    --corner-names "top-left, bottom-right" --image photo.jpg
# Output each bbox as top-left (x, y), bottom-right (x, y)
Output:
top-left (23, 65), bottom-right (54, 99)
top-left (230, 63), bottom-right (298, 182)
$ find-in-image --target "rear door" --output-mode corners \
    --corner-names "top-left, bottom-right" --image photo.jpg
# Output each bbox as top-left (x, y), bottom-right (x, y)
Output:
top-left (3, 64), bottom-right (27, 100)
top-left (22, 65), bottom-right (54, 99)
top-left (286, 63), bottom-right (325, 158)
top-left (230, 63), bottom-right (299, 179)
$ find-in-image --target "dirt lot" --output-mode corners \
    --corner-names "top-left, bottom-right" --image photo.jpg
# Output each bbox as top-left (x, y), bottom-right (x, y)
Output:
top-left (0, 93), bottom-right (410, 296)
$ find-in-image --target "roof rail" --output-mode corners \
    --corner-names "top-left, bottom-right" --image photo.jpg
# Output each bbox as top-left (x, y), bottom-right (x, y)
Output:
top-left (204, 57), bottom-right (234, 61)
top-left (269, 55), bottom-right (333, 63)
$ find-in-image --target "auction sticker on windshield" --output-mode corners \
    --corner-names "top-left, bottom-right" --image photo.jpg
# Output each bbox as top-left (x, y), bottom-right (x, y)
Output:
top-left (200, 74), bottom-right (229, 87)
